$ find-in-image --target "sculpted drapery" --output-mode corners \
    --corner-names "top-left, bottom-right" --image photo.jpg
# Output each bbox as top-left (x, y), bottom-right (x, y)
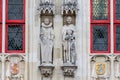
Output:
top-left (62, 16), bottom-right (76, 64)
top-left (40, 18), bottom-right (54, 64)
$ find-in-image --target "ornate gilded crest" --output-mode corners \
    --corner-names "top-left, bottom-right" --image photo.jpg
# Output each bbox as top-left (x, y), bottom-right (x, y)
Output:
top-left (95, 62), bottom-right (106, 75)
top-left (10, 63), bottom-right (19, 75)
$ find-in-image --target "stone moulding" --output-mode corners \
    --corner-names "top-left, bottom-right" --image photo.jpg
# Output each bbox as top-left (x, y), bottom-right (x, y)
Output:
top-left (62, 0), bottom-right (78, 15)
top-left (38, 2), bottom-right (55, 14)
top-left (90, 55), bottom-right (111, 80)
top-left (61, 65), bottom-right (77, 77)
top-left (39, 65), bottom-right (55, 77)
top-left (114, 56), bottom-right (120, 78)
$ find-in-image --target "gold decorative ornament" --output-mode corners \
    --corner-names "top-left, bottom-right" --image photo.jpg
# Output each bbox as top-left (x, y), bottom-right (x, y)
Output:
top-left (95, 62), bottom-right (106, 75)
top-left (10, 63), bottom-right (19, 75)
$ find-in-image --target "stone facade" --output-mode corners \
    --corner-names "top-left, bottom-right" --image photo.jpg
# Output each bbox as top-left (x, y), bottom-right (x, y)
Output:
top-left (0, 0), bottom-right (119, 80)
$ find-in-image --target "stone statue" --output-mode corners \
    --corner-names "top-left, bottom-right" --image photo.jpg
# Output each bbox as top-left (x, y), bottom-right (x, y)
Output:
top-left (62, 16), bottom-right (76, 64)
top-left (40, 18), bottom-right (54, 64)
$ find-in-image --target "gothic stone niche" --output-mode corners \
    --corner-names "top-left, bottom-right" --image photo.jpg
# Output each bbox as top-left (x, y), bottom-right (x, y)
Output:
top-left (0, 57), bottom-right (2, 80)
top-left (5, 55), bottom-right (25, 80)
top-left (62, 0), bottom-right (78, 15)
top-left (39, 12), bottom-right (55, 77)
top-left (61, 14), bottom-right (77, 77)
top-left (90, 56), bottom-right (111, 80)
top-left (38, 0), bottom-right (55, 14)
top-left (114, 56), bottom-right (120, 80)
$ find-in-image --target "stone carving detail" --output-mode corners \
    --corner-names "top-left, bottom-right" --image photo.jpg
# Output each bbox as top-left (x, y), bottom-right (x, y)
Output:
top-left (90, 56), bottom-right (111, 80)
top-left (62, 16), bottom-right (76, 65)
top-left (39, 17), bottom-right (55, 77)
top-left (114, 56), bottom-right (120, 79)
top-left (95, 62), bottom-right (106, 75)
top-left (39, 0), bottom-right (55, 78)
top-left (61, 0), bottom-right (78, 76)
top-left (61, 66), bottom-right (77, 77)
top-left (62, 0), bottom-right (78, 14)
top-left (5, 55), bottom-right (25, 80)
top-left (38, 0), bottom-right (55, 14)
top-left (40, 17), bottom-right (54, 64)
top-left (39, 65), bottom-right (54, 77)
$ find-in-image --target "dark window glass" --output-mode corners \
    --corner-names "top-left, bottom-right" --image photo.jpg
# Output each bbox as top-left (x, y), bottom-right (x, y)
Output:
top-left (8, 0), bottom-right (23, 20)
top-left (116, 25), bottom-right (120, 50)
top-left (116, 0), bottom-right (120, 20)
top-left (8, 25), bottom-right (23, 50)
top-left (93, 25), bottom-right (108, 51)
top-left (92, 0), bottom-right (108, 20)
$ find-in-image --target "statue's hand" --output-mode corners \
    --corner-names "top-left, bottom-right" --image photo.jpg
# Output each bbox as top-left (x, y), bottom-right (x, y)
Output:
top-left (40, 34), bottom-right (44, 39)
top-left (65, 35), bottom-right (70, 40)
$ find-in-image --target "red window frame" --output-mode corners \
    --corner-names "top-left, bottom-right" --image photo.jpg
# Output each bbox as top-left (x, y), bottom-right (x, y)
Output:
top-left (0, 0), bottom-right (2, 23)
top-left (6, 0), bottom-right (25, 23)
top-left (5, 0), bottom-right (25, 53)
top-left (90, 0), bottom-right (110, 23)
top-left (114, 0), bottom-right (120, 23)
top-left (114, 24), bottom-right (120, 53)
top-left (114, 0), bottom-right (120, 53)
top-left (0, 24), bottom-right (2, 53)
top-left (5, 24), bottom-right (25, 53)
top-left (90, 24), bottom-right (111, 53)
top-left (0, 0), bottom-right (2, 53)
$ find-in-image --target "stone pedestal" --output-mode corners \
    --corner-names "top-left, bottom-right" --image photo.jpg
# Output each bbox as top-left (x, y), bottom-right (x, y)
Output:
top-left (61, 63), bottom-right (77, 77)
top-left (39, 64), bottom-right (55, 77)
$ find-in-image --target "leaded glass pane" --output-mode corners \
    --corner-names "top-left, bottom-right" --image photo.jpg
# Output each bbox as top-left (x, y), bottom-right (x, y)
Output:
top-left (116, 0), bottom-right (120, 20)
top-left (8, 25), bottom-right (23, 50)
top-left (92, 0), bottom-right (108, 20)
top-left (93, 25), bottom-right (108, 51)
top-left (116, 25), bottom-right (120, 50)
top-left (8, 0), bottom-right (23, 20)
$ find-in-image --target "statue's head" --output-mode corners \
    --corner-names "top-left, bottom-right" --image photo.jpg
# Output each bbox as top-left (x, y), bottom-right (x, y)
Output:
top-left (44, 18), bottom-right (50, 25)
top-left (66, 16), bottom-right (72, 25)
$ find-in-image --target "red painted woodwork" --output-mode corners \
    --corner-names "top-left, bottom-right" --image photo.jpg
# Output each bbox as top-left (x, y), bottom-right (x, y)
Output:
top-left (90, 24), bottom-right (110, 53)
top-left (6, 0), bottom-right (25, 23)
top-left (5, 24), bottom-right (25, 53)
top-left (5, 0), bottom-right (25, 53)
top-left (90, 0), bottom-right (110, 23)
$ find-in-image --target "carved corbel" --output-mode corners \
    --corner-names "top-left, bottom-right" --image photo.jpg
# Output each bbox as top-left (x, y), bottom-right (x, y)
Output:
top-left (61, 65), bottom-right (77, 77)
top-left (39, 65), bottom-right (54, 77)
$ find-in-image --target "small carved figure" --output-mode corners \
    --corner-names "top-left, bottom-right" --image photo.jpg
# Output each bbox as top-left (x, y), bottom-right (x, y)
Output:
top-left (62, 16), bottom-right (76, 64)
top-left (40, 18), bottom-right (54, 64)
